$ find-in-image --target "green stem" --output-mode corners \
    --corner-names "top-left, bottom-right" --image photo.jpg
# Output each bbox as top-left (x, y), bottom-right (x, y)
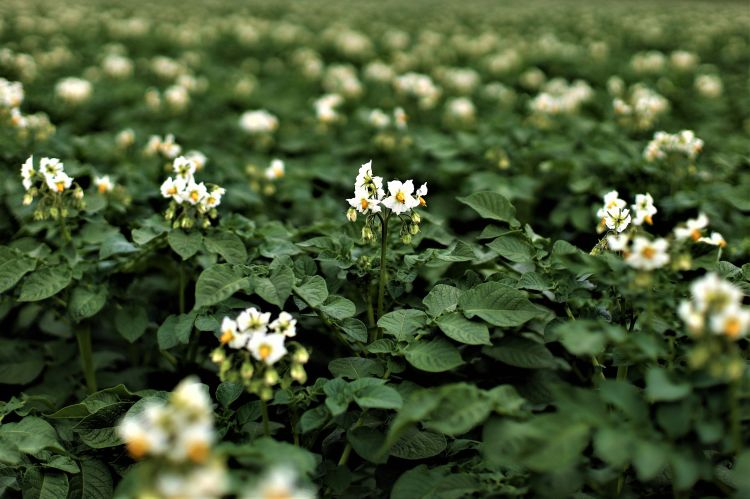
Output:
top-left (566, 305), bottom-right (605, 383)
top-left (366, 283), bottom-right (376, 329)
top-left (260, 399), bottom-right (271, 437)
top-left (338, 411), bottom-right (367, 467)
top-left (58, 214), bottom-right (71, 243)
top-left (375, 214), bottom-right (389, 341)
top-left (75, 325), bottom-right (97, 394)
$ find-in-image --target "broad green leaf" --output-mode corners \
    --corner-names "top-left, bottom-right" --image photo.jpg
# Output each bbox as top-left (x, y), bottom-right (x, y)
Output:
top-left (483, 336), bottom-right (558, 369)
top-left (69, 286), bottom-right (107, 322)
top-left (323, 378), bottom-right (354, 416)
top-left (340, 318), bottom-right (368, 343)
top-left (254, 265), bottom-right (294, 307)
top-left (457, 191), bottom-right (518, 225)
top-left (319, 295), bottom-right (356, 319)
top-left (405, 339), bottom-right (463, 372)
top-left (422, 284), bottom-right (462, 317)
top-left (487, 234), bottom-right (534, 263)
top-left (354, 384), bottom-right (403, 410)
top-left (436, 312), bottom-right (490, 345)
top-left (194, 264), bottom-right (249, 309)
top-left (423, 384), bottom-right (495, 435)
top-left (67, 458), bottom-right (113, 499)
top-left (299, 406), bottom-right (329, 434)
top-left (114, 306), bottom-right (148, 343)
top-left (378, 309), bottom-right (427, 340)
top-left (0, 341), bottom-right (44, 385)
top-left (0, 247), bottom-right (36, 293)
top-left (0, 416), bottom-right (64, 455)
top-left (167, 229), bottom-right (203, 260)
top-left (216, 382), bottom-right (243, 408)
top-left (645, 367), bottom-right (691, 402)
top-left (18, 266), bottom-right (72, 302)
top-left (293, 275), bottom-right (329, 308)
top-left (204, 231), bottom-right (247, 264)
top-left (390, 428), bottom-right (446, 460)
top-left (459, 282), bottom-right (543, 327)
top-left (328, 357), bottom-right (384, 379)
top-left (99, 233), bottom-right (137, 259)
top-left (74, 402), bottom-right (132, 449)
top-left (22, 469), bottom-right (68, 499)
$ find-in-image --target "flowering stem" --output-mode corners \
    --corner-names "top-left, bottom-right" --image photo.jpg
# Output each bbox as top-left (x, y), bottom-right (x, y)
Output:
top-left (375, 214), bottom-right (389, 341)
top-left (75, 324), bottom-right (97, 394)
top-left (260, 399), bottom-right (271, 437)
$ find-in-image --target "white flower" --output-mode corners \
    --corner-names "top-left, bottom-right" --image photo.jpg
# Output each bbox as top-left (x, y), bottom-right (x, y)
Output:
top-left (347, 187), bottom-right (382, 215)
top-left (698, 232), bottom-right (726, 248)
top-left (710, 306), bottom-right (750, 340)
top-left (678, 301), bottom-right (704, 334)
top-left (171, 378), bottom-right (213, 418)
top-left (368, 109), bottom-right (391, 129)
top-left (173, 156), bottom-right (197, 179)
top-left (46, 172), bottom-right (73, 193)
top-left (185, 150), bottom-right (207, 171)
top-left (40, 157), bottom-right (63, 178)
top-left (416, 182), bottom-right (428, 207)
top-left (393, 107), bottom-right (407, 129)
top-left (55, 77), bottom-right (92, 104)
top-left (160, 176), bottom-right (186, 201)
top-left (382, 179), bottom-right (419, 214)
top-left (355, 160), bottom-right (384, 195)
top-left (674, 213), bottom-right (709, 241)
top-left (247, 332), bottom-right (287, 365)
top-left (603, 207), bottom-right (631, 233)
top-left (265, 159), bottom-right (285, 180)
top-left (181, 180), bottom-right (208, 205)
top-left (239, 110), bottom-right (278, 134)
top-left (241, 467), bottom-right (315, 499)
top-left (202, 186), bottom-right (224, 209)
top-left (20, 156), bottom-right (35, 191)
top-left (270, 312), bottom-right (297, 338)
top-left (237, 307), bottom-right (271, 335)
top-left (625, 237), bottom-right (669, 270)
top-left (631, 193), bottom-right (657, 226)
top-left (596, 190), bottom-right (626, 220)
top-left (117, 405), bottom-right (169, 459)
top-left (606, 233), bottom-right (630, 252)
top-left (219, 317), bottom-right (239, 346)
top-left (690, 273), bottom-right (743, 314)
top-left (94, 175), bottom-right (113, 193)
top-left (173, 423), bottom-right (214, 464)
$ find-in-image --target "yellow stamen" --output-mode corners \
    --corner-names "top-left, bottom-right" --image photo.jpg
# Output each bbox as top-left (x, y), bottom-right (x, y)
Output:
top-left (220, 330), bottom-right (234, 344)
top-left (395, 191), bottom-right (405, 204)
top-left (259, 344), bottom-right (272, 360)
top-left (56, 182), bottom-right (65, 192)
top-left (126, 437), bottom-right (150, 459)
top-left (644, 215), bottom-right (653, 225)
top-left (642, 247), bottom-right (656, 259)
top-left (190, 191), bottom-right (199, 202)
top-left (98, 184), bottom-right (108, 193)
top-left (360, 198), bottom-right (369, 210)
top-left (725, 317), bottom-right (741, 338)
top-left (168, 187), bottom-right (177, 195)
top-left (690, 229), bottom-right (701, 241)
top-left (187, 441), bottom-right (209, 463)
top-left (419, 196), bottom-right (426, 207)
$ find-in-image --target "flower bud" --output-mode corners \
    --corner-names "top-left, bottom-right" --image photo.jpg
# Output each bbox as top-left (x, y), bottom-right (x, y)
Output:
top-left (210, 348), bottom-right (225, 364)
top-left (410, 212), bottom-right (421, 224)
top-left (60, 208), bottom-right (69, 218)
top-left (290, 363), bottom-right (307, 383)
top-left (180, 217), bottom-right (193, 229)
top-left (22, 194), bottom-right (33, 205)
top-left (346, 208), bottom-right (357, 222)
top-left (260, 386), bottom-right (273, 401)
top-left (409, 223), bottom-right (420, 235)
top-left (74, 188), bottom-right (84, 200)
top-left (49, 207), bottom-right (59, 219)
top-left (165, 205), bottom-right (175, 220)
top-left (293, 347), bottom-right (309, 364)
top-left (202, 218), bottom-right (211, 228)
top-left (401, 233), bottom-right (412, 244)
top-left (362, 226), bottom-right (374, 241)
top-left (264, 368), bottom-right (279, 386)
top-left (241, 362), bottom-right (254, 380)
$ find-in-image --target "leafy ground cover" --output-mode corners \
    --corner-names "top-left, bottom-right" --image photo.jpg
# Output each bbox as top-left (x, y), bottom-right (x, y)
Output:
top-left (1, 0), bottom-right (750, 497)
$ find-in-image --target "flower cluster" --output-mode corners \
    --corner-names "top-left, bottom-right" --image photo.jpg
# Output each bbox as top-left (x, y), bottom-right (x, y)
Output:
top-left (366, 107), bottom-right (407, 131)
top-left (679, 273), bottom-right (749, 340)
top-left (673, 212), bottom-right (726, 248)
top-left (643, 130), bottom-right (703, 163)
top-left (346, 160), bottom-right (427, 244)
top-left (394, 72), bottom-right (441, 109)
top-left (241, 466), bottom-right (316, 499)
top-left (246, 158), bottom-right (285, 196)
top-left (239, 109), bottom-right (279, 135)
top-left (314, 93), bottom-right (344, 124)
top-left (20, 156), bottom-right (84, 220)
top-left (528, 78), bottom-right (593, 117)
top-left (612, 84), bottom-right (669, 130)
top-left (117, 377), bottom-right (227, 498)
top-left (160, 155), bottom-right (224, 229)
top-left (596, 190), bottom-right (656, 234)
top-left (55, 77), bottom-right (93, 105)
top-left (145, 133), bottom-right (182, 159)
top-left (607, 234), bottom-right (670, 271)
top-left (212, 307), bottom-right (309, 401)
top-left (0, 78), bottom-right (55, 139)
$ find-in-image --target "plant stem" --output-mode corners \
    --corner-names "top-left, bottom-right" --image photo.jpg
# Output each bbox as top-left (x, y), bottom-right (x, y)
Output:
top-left (260, 399), bottom-right (271, 437)
top-left (58, 215), bottom-right (71, 242)
top-left (375, 214), bottom-right (389, 341)
top-left (338, 411), bottom-right (367, 466)
top-left (75, 325), bottom-right (97, 394)
top-left (566, 304), bottom-right (605, 383)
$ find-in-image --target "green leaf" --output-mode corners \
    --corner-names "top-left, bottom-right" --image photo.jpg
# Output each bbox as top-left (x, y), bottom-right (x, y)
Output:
top-left (0, 341), bottom-right (44, 385)
top-left (74, 402), bottom-right (132, 449)
top-left (299, 406), bottom-right (329, 434)
top-left (328, 357), bottom-right (384, 379)
top-left (216, 382), bottom-right (243, 408)
top-left (422, 284), bottom-right (462, 317)
top-left (293, 275), bottom-right (329, 308)
top-left (99, 233), bottom-right (137, 259)
top-left (423, 384), bottom-right (495, 436)
top-left (167, 229), bottom-right (203, 260)
top-left (405, 339), bottom-right (463, 372)
top-left (645, 367), bottom-right (691, 402)
top-left (319, 295), bottom-right (356, 319)
top-left (487, 234), bottom-right (534, 263)
top-left (378, 309), bottom-right (427, 340)
top-left (18, 266), bottom-right (72, 302)
top-left (323, 378), bottom-right (354, 416)
top-left (436, 312), bottom-right (490, 345)
top-left (459, 282), bottom-right (543, 327)
top-left (68, 458), bottom-right (113, 499)
top-left (390, 428), bottom-right (446, 460)
top-left (457, 191), bottom-right (518, 225)
top-left (0, 416), bottom-right (64, 455)
top-left (194, 264), bottom-right (249, 309)
top-left (114, 306), bottom-right (148, 343)
top-left (22, 469), bottom-right (68, 499)
top-left (69, 286), bottom-right (107, 322)
top-left (0, 246), bottom-right (36, 293)
top-left (340, 318), bottom-right (367, 343)
top-left (204, 231), bottom-right (247, 264)
top-left (254, 265), bottom-right (294, 308)
top-left (483, 336), bottom-right (558, 369)
top-left (354, 384), bottom-right (403, 410)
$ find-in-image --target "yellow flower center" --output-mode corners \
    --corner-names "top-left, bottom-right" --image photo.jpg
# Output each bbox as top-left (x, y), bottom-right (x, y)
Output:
top-left (644, 215), bottom-right (653, 225)
top-left (690, 229), bottom-right (702, 241)
top-left (259, 344), bottom-right (272, 360)
top-left (56, 182), bottom-right (65, 192)
top-left (190, 191), bottom-right (199, 202)
top-left (220, 330), bottom-right (234, 344)
top-left (187, 441), bottom-right (209, 463)
top-left (98, 183), bottom-right (108, 193)
top-left (642, 247), bottom-right (656, 259)
top-left (263, 488), bottom-right (292, 499)
top-left (395, 191), bottom-right (405, 204)
top-left (418, 196), bottom-right (426, 207)
top-left (168, 186), bottom-right (177, 195)
top-left (126, 436), bottom-right (150, 459)
top-left (360, 198), bottom-right (369, 210)
top-left (724, 317), bottom-right (741, 338)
